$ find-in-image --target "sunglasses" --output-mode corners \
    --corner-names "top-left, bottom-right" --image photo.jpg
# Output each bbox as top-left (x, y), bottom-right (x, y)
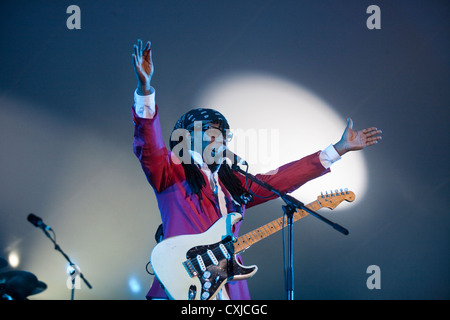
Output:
top-left (191, 122), bottom-right (233, 142)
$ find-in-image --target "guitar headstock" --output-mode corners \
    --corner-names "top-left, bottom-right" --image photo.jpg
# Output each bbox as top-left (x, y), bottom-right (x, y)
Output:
top-left (317, 188), bottom-right (355, 210)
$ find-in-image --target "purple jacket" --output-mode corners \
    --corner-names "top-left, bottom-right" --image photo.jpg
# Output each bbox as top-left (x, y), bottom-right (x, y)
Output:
top-left (132, 106), bottom-right (330, 299)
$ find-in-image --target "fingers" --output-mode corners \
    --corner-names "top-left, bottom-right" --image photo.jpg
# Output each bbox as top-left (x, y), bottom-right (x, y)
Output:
top-left (134, 39), bottom-right (146, 56)
top-left (353, 122), bottom-right (382, 148)
top-left (362, 127), bottom-right (378, 134)
top-left (143, 41), bottom-right (151, 52)
top-left (133, 43), bottom-right (139, 60)
top-left (363, 128), bottom-right (382, 138)
top-left (364, 132), bottom-right (382, 146)
top-left (366, 134), bottom-right (382, 142)
top-left (143, 42), bottom-right (151, 61)
top-left (132, 53), bottom-right (138, 68)
top-left (347, 118), bottom-right (381, 136)
top-left (366, 137), bottom-right (381, 146)
top-left (132, 39), bottom-right (154, 83)
top-left (133, 39), bottom-right (152, 61)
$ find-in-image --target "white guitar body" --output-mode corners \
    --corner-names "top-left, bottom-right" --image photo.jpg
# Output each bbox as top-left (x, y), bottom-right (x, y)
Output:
top-left (150, 212), bottom-right (257, 300)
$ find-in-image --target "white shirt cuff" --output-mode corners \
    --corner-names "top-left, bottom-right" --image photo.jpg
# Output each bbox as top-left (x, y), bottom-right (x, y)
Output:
top-left (319, 144), bottom-right (341, 169)
top-left (134, 87), bottom-right (156, 119)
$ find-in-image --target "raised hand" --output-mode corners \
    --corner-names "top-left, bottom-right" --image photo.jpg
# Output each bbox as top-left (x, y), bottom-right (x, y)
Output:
top-left (132, 39), bottom-right (153, 95)
top-left (334, 118), bottom-right (382, 156)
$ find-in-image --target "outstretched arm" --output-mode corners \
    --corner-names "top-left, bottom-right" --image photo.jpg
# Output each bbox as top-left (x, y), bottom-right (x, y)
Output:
top-left (132, 39), bottom-right (154, 96)
top-left (333, 118), bottom-right (382, 156)
top-left (131, 40), bottom-right (175, 191)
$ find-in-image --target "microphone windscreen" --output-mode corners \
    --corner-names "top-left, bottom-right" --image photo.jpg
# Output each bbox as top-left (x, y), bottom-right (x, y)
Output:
top-left (27, 213), bottom-right (41, 227)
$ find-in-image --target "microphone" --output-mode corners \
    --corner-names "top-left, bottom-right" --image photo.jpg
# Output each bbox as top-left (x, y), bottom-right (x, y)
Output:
top-left (224, 149), bottom-right (248, 166)
top-left (27, 213), bottom-right (52, 231)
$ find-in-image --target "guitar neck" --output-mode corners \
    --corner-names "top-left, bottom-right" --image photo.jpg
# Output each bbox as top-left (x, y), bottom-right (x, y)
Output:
top-left (233, 200), bottom-right (322, 254)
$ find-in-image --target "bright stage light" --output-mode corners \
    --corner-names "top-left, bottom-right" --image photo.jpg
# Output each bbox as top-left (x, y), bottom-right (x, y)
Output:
top-left (8, 251), bottom-right (20, 268)
top-left (195, 72), bottom-right (368, 209)
top-left (128, 276), bottom-right (142, 294)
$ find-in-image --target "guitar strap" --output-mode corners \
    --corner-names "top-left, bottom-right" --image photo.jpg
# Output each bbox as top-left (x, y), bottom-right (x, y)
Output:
top-left (154, 224), bottom-right (163, 243)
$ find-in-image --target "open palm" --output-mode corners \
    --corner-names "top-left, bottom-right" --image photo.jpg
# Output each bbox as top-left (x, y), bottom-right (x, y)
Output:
top-left (132, 39), bottom-right (153, 94)
top-left (335, 118), bottom-right (382, 155)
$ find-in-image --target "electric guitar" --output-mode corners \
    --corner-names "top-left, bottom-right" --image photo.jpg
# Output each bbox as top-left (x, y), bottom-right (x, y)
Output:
top-left (150, 189), bottom-right (355, 300)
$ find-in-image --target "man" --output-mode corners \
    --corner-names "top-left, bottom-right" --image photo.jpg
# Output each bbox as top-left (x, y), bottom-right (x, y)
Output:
top-left (131, 39), bottom-right (382, 300)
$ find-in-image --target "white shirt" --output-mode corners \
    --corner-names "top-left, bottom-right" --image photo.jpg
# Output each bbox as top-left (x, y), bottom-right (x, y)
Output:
top-left (188, 149), bottom-right (229, 216)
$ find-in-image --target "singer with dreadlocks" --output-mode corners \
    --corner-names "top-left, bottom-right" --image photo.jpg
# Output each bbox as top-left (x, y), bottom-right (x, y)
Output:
top-left (131, 40), bottom-right (382, 300)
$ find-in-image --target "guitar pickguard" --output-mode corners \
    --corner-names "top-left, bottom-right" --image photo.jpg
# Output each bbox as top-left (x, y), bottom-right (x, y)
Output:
top-left (184, 236), bottom-right (256, 300)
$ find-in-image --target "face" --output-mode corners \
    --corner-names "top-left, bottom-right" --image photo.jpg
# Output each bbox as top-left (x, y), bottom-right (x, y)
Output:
top-left (190, 122), bottom-right (232, 165)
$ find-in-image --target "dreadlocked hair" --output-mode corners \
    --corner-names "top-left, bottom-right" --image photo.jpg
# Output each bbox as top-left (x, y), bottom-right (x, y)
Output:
top-left (181, 163), bottom-right (206, 201)
top-left (180, 161), bottom-right (250, 206)
top-left (218, 162), bottom-right (250, 205)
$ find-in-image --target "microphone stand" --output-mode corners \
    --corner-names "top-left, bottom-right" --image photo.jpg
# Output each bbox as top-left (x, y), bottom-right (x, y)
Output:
top-left (40, 228), bottom-right (92, 300)
top-left (231, 164), bottom-right (348, 300)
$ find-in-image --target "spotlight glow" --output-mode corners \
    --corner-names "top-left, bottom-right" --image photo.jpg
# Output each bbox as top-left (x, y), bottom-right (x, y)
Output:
top-left (128, 276), bottom-right (142, 294)
top-left (8, 251), bottom-right (20, 268)
top-left (195, 72), bottom-right (368, 208)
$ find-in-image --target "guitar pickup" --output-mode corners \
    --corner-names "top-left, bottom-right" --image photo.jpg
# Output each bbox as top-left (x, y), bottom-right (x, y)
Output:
top-left (207, 249), bottom-right (219, 266)
top-left (219, 243), bottom-right (231, 260)
top-left (197, 254), bottom-right (206, 272)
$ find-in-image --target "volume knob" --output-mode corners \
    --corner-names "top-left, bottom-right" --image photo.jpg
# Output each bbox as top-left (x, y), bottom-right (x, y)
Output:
top-left (203, 281), bottom-right (211, 290)
top-left (201, 291), bottom-right (210, 300)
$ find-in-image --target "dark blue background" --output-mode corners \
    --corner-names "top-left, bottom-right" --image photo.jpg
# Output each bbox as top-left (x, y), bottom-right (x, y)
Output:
top-left (0, 0), bottom-right (448, 300)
